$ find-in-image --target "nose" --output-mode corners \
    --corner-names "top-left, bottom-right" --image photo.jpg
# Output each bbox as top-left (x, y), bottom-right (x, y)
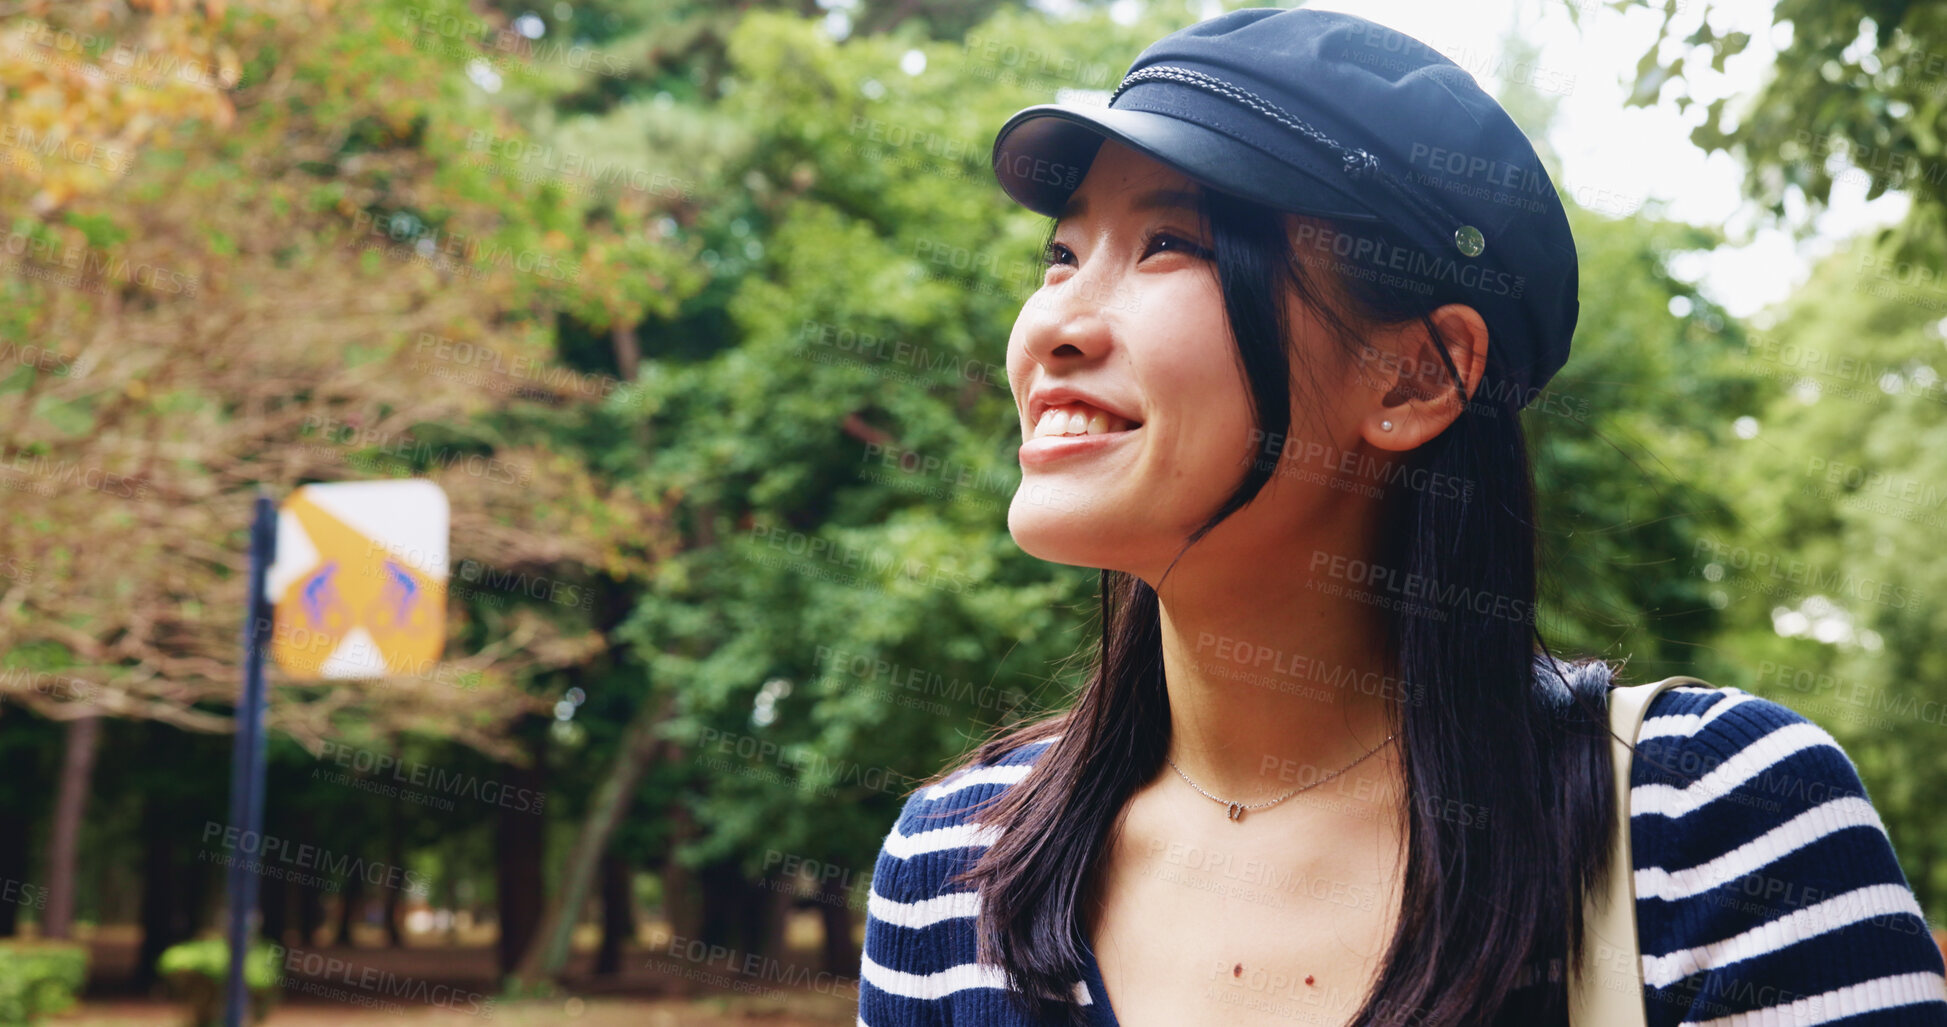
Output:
top-left (1018, 261), bottom-right (1117, 367)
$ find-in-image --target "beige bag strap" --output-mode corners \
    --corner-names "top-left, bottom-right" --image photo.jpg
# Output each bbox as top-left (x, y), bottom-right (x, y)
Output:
top-left (1567, 674), bottom-right (1714, 1027)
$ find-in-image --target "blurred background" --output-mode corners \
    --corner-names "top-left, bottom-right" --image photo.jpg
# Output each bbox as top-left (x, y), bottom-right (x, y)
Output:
top-left (1, 0), bottom-right (1944, 1023)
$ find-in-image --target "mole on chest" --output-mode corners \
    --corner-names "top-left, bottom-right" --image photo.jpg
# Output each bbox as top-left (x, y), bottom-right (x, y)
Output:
top-left (1231, 963), bottom-right (1316, 986)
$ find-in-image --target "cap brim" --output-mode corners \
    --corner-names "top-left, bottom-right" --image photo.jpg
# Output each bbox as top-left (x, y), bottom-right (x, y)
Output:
top-left (992, 103), bottom-right (1381, 222)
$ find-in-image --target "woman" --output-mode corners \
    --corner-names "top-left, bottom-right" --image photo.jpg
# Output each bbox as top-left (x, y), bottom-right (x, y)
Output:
top-left (858, 8), bottom-right (1947, 1026)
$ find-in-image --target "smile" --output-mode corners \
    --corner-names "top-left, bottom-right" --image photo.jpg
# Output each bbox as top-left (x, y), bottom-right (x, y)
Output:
top-left (1029, 402), bottom-right (1141, 439)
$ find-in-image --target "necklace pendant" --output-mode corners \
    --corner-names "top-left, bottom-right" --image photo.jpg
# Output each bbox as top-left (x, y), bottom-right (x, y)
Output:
top-left (1227, 802), bottom-right (1243, 822)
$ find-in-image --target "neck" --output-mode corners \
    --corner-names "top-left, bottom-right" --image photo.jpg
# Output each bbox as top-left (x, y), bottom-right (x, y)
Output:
top-left (1149, 543), bottom-right (1406, 809)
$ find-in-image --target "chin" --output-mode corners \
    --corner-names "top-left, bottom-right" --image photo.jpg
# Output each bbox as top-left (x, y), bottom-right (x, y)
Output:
top-left (1006, 490), bottom-right (1135, 571)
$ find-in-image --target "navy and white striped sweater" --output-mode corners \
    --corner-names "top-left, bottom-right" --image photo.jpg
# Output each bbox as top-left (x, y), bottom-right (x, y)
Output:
top-left (859, 686), bottom-right (1947, 1025)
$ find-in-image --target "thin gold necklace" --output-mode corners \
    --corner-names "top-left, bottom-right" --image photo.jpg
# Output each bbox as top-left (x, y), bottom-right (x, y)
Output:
top-left (1166, 732), bottom-right (1397, 822)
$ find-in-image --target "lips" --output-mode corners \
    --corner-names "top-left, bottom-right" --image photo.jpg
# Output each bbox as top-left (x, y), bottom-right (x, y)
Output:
top-left (1017, 422), bottom-right (1141, 469)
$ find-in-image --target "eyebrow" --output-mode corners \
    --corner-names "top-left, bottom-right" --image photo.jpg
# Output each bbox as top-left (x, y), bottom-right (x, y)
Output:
top-left (1056, 187), bottom-right (1203, 223)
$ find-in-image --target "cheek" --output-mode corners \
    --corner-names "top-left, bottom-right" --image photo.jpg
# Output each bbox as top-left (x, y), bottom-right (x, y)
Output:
top-left (1144, 290), bottom-right (1257, 466)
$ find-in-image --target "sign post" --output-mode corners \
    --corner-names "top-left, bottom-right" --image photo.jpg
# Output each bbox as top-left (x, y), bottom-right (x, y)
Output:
top-left (222, 492), bottom-right (276, 1027)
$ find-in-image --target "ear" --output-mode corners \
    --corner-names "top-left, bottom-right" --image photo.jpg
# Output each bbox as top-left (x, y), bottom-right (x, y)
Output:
top-left (1358, 303), bottom-right (1488, 451)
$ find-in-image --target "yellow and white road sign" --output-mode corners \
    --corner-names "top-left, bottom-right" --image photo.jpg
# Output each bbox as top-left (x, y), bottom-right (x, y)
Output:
top-left (266, 480), bottom-right (449, 680)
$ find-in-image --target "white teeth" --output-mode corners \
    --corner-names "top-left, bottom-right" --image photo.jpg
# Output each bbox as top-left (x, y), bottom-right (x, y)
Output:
top-left (1031, 403), bottom-right (1137, 439)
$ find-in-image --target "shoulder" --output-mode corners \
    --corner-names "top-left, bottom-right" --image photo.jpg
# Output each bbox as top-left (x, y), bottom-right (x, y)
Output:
top-left (1625, 683), bottom-right (1947, 1025)
top-left (872, 725), bottom-right (1065, 899)
top-left (1627, 682), bottom-right (1890, 881)
top-left (858, 728), bottom-right (1067, 1021)
top-left (1628, 682), bottom-right (1872, 823)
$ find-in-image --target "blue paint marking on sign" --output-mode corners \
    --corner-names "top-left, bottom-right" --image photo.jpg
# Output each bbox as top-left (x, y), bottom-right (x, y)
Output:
top-left (381, 559), bottom-right (417, 625)
top-left (301, 560), bottom-right (340, 627)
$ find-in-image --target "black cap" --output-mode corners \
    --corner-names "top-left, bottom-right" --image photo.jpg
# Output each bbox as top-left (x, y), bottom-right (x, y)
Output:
top-left (990, 7), bottom-right (1579, 407)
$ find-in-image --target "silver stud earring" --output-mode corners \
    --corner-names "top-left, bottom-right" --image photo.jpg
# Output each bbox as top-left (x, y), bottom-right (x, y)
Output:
top-left (1380, 419), bottom-right (1395, 432)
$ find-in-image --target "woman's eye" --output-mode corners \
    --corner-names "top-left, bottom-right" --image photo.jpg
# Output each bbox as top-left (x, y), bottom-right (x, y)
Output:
top-left (1145, 231), bottom-right (1211, 260)
top-left (1039, 233), bottom-right (1208, 270)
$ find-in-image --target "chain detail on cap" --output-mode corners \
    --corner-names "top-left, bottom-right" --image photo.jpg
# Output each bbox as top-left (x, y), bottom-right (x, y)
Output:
top-left (1109, 64), bottom-right (1380, 179)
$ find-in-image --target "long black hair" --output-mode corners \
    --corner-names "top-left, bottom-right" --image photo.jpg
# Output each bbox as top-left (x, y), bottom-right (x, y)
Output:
top-left (916, 179), bottom-right (1623, 1026)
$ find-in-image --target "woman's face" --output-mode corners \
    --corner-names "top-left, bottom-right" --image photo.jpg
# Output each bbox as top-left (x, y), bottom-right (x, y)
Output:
top-left (1005, 139), bottom-right (1384, 581)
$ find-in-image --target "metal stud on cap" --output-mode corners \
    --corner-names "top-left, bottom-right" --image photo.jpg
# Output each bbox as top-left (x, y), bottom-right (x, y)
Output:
top-left (1454, 225), bottom-right (1485, 257)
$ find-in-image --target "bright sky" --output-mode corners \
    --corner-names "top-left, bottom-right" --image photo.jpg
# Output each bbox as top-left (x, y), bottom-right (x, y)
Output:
top-left (1067, 0), bottom-right (1914, 319)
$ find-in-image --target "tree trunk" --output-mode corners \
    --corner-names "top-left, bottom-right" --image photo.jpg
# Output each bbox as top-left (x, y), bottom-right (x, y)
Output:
top-left (660, 794), bottom-right (701, 941)
top-left (382, 884), bottom-right (405, 947)
top-left (595, 852), bottom-right (633, 975)
top-left (382, 789), bottom-right (406, 947)
top-left (495, 716), bottom-right (549, 976)
top-left (611, 320), bottom-right (640, 382)
top-left (135, 784), bottom-right (191, 991)
top-left (509, 687), bottom-right (671, 986)
top-left (297, 881), bottom-right (325, 946)
top-left (0, 783), bottom-right (31, 938)
top-left (763, 873), bottom-right (791, 961)
top-left (259, 876), bottom-right (290, 947)
top-left (440, 857), bottom-right (463, 946)
top-left (333, 877), bottom-right (363, 947)
top-left (697, 858), bottom-right (789, 959)
top-left (818, 875), bottom-right (857, 974)
top-left (42, 714), bottom-right (101, 939)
